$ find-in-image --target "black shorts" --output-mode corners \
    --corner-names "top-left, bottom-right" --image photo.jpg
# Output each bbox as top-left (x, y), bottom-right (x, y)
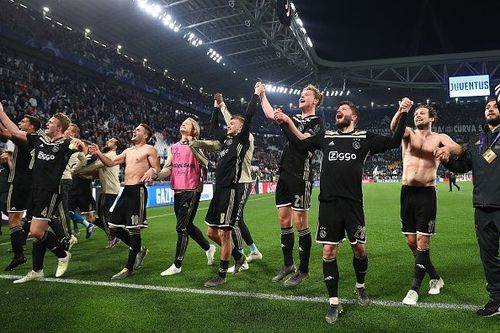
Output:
top-left (31, 188), bottom-right (61, 221)
top-left (68, 192), bottom-right (96, 214)
top-left (275, 173), bottom-right (312, 211)
top-left (7, 182), bottom-right (31, 213)
top-left (205, 186), bottom-right (240, 229)
top-left (109, 185), bottom-right (148, 229)
top-left (97, 193), bottom-right (118, 222)
top-left (174, 191), bottom-right (201, 231)
top-left (400, 185), bottom-right (437, 236)
top-left (316, 197), bottom-right (366, 245)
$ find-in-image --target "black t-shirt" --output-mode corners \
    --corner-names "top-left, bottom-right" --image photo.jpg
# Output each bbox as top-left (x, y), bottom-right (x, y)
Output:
top-left (27, 133), bottom-right (74, 193)
top-left (279, 114), bottom-right (324, 180)
top-left (314, 130), bottom-right (401, 202)
top-left (281, 113), bottom-right (407, 203)
top-left (9, 136), bottom-right (34, 186)
top-left (212, 94), bottom-right (258, 188)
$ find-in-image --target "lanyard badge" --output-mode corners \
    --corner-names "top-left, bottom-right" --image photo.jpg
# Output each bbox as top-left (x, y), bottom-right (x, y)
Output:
top-left (482, 148), bottom-right (497, 163)
top-left (479, 131), bottom-right (500, 164)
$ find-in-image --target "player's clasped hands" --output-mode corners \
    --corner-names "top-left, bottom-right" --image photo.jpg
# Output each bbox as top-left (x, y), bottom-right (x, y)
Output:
top-left (399, 97), bottom-right (414, 113)
top-left (433, 146), bottom-right (451, 162)
top-left (88, 143), bottom-right (100, 155)
top-left (273, 108), bottom-right (290, 124)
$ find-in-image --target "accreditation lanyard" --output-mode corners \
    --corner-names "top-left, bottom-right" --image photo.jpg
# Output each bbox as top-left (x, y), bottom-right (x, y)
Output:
top-left (478, 131), bottom-right (500, 153)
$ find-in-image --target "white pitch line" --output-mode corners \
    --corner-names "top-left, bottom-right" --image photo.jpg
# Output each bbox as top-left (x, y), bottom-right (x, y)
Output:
top-left (0, 274), bottom-right (478, 311)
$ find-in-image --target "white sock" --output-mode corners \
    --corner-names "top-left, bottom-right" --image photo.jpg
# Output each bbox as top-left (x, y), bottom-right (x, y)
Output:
top-left (329, 297), bottom-right (339, 305)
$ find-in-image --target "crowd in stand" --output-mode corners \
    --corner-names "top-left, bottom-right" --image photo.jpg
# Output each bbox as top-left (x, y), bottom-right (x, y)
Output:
top-left (0, 1), bottom-right (486, 183)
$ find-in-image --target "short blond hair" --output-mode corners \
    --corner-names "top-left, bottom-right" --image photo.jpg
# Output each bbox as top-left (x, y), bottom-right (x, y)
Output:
top-left (53, 113), bottom-right (71, 132)
top-left (186, 117), bottom-right (201, 139)
top-left (303, 84), bottom-right (323, 107)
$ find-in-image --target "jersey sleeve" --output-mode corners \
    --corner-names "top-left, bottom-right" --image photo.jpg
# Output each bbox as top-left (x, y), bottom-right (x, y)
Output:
top-left (368, 112), bottom-right (407, 154)
top-left (26, 133), bottom-right (40, 149)
top-left (307, 119), bottom-right (325, 137)
top-left (279, 123), bottom-right (323, 151)
top-left (239, 94), bottom-right (259, 143)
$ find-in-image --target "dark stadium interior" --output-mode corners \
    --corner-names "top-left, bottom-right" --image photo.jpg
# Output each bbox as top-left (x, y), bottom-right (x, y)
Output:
top-left (2, 1), bottom-right (500, 330)
top-left (0, 0), bottom-right (499, 181)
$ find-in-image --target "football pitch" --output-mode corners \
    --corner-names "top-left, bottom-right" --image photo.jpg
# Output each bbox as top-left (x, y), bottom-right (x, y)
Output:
top-left (0, 182), bottom-right (498, 332)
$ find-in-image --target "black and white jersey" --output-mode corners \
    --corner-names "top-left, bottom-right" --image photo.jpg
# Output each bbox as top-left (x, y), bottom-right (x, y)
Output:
top-left (9, 136), bottom-right (34, 186)
top-left (316, 130), bottom-right (401, 202)
top-left (281, 113), bottom-right (407, 203)
top-left (27, 133), bottom-right (74, 193)
top-left (212, 94), bottom-right (258, 188)
top-left (279, 114), bottom-right (324, 180)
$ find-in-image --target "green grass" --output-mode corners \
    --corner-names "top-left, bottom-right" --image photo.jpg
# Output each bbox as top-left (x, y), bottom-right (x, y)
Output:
top-left (0, 182), bottom-right (498, 332)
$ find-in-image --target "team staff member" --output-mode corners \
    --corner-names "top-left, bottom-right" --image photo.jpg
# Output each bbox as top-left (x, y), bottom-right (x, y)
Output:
top-left (78, 138), bottom-right (121, 248)
top-left (447, 171), bottom-right (460, 192)
top-left (438, 94), bottom-right (500, 317)
top-left (0, 115), bottom-right (40, 271)
top-left (276, 99), bottom-right (410, 323)
top-left (89, 123), bottom-right (160, 280)
top-left (157, 117), bottom-right (216, 276)
top-left (0, 105), bottom-right (86, 283)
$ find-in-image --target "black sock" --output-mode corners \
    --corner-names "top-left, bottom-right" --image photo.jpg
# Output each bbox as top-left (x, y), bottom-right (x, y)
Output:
top-left (174, 231), bottom-right (189, 268)
top-left (44, 231), bottom-right (67, 258)
top-left (125, 231), bottom-right (141, 271)
top-left (32, 234), bottom-right (48, 271)
top-left (323, 257), bottom-right (339, 298)
top-left (353, 256), bottom-right (368, 285)
top-left (112, 228), bottom-right (131, 246)
top-left (22, 220), bottom-right (30, 244)
top-left (187, 225), bottom-right (209, 251)
top-left (239, 219), bottom-right (254, 246)
top-left (281, 227), bottom-right (294, 266)
top-left (48, 217), bottom-right (69, 242)
top-left (298, 228), bottom-right (312, 273)
top-left (411, 249), bottom-right (430, 292)
top-left (219, 260), bottom-right (229, 278)
top-left (231, 246), bottom-right (243, 261)
top-left (422, 248), bottom-right (440, 280)
top-left (10, 225), bottom-right (25, 257)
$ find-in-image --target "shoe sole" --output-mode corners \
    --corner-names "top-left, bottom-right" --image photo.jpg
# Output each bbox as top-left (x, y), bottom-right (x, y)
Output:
top-left (284, 274), bottom-right (309, 288)
top-left (204, 280), bottom-right (226, 288)
top-left (271, 267), bottom-right (296, 282)
top-left (160, 269), bottom-right (181, 276)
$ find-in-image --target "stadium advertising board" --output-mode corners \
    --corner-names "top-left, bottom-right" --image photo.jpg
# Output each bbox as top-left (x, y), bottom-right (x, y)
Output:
top-left (148, 183), bottom-right (214, 207)
top-left (449, 74), bottom-right (490, 98)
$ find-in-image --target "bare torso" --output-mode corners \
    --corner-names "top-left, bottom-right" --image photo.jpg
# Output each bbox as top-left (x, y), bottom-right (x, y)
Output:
top-left (123, 144), bottom-right (155, 185)
top-left (401, 129), bottom-right (443, 186)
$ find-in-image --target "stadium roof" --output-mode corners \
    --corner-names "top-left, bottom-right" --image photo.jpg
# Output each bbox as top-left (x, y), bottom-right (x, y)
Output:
top-left (22, 0), bottom-right (500, 101)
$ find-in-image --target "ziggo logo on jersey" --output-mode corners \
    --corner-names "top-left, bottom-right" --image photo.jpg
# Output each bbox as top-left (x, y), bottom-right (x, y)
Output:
top-left (328, 151), bottom-right (357, 161)
top-left (37, 151), bottom-right (56, 161)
